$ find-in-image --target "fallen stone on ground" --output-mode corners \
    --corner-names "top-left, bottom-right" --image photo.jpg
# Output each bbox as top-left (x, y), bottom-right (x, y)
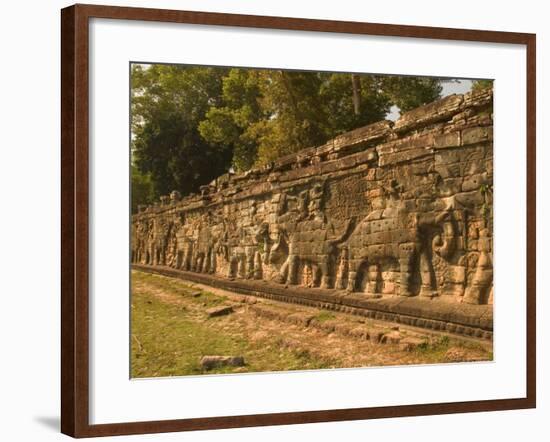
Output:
top-left (248, 302), bottom-right (437, 347)
top-left (206, 305), bottom-right (234, 318)
top-left (200, 355), bottom-right (245, 370)
top-left (444, 348), bottom-right (469, 362)
top-left (399, 336), bottom-right (427, 351)
top-left (131, 271), bottom-right (493, 377)
top-left (381, 331), bottom-right (402, 344)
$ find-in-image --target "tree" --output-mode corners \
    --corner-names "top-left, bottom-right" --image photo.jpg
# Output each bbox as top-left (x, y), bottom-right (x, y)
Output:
top-left (379, 76), bottom-right (442, 112)
top-left (472, 79), bottom-right (493, 91)
top-left (198, 68), bottom-right (264, 171)
top-left (201, 69), bottom-right (333, 168)
top-left (132, 64), bottom-right (444, 196)
top-left (251, 70), bottom-right (331, 165)
top-left (200, 70), bottom-right (441, 169)
top-left (131, 164), bottom-right (154, 213)
top-left (318, 73), bottom-right (391, 136)
top-left (131, 64), bottom-right (233, 198)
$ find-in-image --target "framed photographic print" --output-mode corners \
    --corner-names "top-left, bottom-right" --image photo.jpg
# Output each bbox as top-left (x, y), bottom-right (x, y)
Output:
top-left (61, 3), bottom-right (536, 438)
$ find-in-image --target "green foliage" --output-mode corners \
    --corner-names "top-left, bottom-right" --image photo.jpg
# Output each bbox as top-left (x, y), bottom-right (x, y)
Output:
top-left (131, 271), bottom-right (333, 377)
top-left (249, 71), bottom-right (329, 166)
top-left (318, 73), bottom-right (390, 136)
top-left (414, 335), bottom-right (451, 358)
top-left (132, 64), bottom-right (444, 196)
top-left (131, 164), bottom-right (154, 213)
top-left (198, 69), bottom-right (264, 170)
top-left (472, 79), bottom-right (493, 91)
top-left (131, 64), bottom-right (233, 198)
top-left (315, 310), bottom-right (337, 323)
top-left (380, 76), bottom-right (442, 112)
top-left (199, 70), bottom-right (441, 169)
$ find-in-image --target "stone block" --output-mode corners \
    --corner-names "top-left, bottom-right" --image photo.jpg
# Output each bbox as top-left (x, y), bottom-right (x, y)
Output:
top-left (200, 355), bottom-right (245, 370)
top-left (206, 305), bottom-right (234, 318)
top-left (394, 94), bottom-right (464, 133)
top-left (379, 147), bottom-right (433, 167)
top-left (434, 131), bottom-right (461, 149)
top-left (332, 120), bottom-right (392, 151)
top-left (462, 173), bottom-right (489, 192)
top-left (462, 126), bottom-right (493, 145)
top-left (399, 336), bottom-right (427, 351)
top-left (132, 88), bottom-right (494, 337)
top-left (381, 331), bottom-right (402, 344)
top-left (377, 133), bottom-right (435, 155)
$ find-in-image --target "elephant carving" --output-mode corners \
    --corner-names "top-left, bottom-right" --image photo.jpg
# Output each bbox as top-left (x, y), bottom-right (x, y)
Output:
top-left (272, 217), bottom-right (355, 289)
top-left (269, 182), bottom-right (355, 289)
top-left (345, 195), bottom-right (458, 296)
top-left (191, 226), bottom-right (218, 274)
top-left (226, 223), bottom-right (268, 280)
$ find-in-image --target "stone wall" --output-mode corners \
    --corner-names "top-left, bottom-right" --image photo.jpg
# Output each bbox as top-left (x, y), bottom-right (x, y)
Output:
top-left (132, 88), bottom-right (493, 307)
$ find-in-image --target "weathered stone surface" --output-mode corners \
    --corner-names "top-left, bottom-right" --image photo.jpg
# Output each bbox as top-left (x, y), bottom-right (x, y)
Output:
top-left (287, 312), bottom-right (315, 327)
top-left (200, 355), bottom-right (245, 370)
top-left (132, 89), bottom-right (494, 336)
top-left (444, 348), bottom-right (468, 362)
top-left (134, 264), bottom-right (493, 339)
top-left (434, 131), bottom-right (461, 149)
top-left (378, 146), bottom-right (433, 166)
top-left (462, 126), bottom-right (493, 146)
top-left (369, 331), bottom-right (384, 343)
top-left (393, 94), bottom-right (464, 133)
top-left (381, 331), bottom-right (402, 344)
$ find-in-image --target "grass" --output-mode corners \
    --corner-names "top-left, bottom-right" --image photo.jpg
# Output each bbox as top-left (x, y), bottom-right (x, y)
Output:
top-left (131, 271), bottom-right (493, 377)
top-left (315, 310), bottom-right (337, 323)
top-left (413, 334), bottom-right (492, 363)
top-left (135, 272), bottom-right (227, 308)
top-left (413, 335), bottom-right (451, 361)
top-left (131, 274), bottom-right (334, 377)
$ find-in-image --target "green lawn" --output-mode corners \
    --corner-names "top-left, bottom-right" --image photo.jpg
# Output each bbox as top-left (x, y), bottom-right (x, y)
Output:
top-left (131, 277), bottom-right (334, 377)
top-left (131, 271), bottom-right (492, 378)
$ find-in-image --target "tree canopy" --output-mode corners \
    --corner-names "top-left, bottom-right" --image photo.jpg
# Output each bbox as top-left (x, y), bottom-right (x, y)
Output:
top-left (131, 64), bottom-right (443, 211)
top-left (471, 79), bottom-right (493, 91)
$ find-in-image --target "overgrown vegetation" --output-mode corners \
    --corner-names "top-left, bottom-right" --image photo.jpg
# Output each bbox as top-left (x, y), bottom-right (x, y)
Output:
top-left (472, 79), bottom-right (494, 91)
top-left (131, 64), bottom-right (444, 210)
top-left (315, 310), bottom-right (337, 323)
top-left (413, 334), bottom-right (491, 364)
top-left (131, 271), bottom-right (492, 378)
top-left (131, 273), bottom-right (334, 377)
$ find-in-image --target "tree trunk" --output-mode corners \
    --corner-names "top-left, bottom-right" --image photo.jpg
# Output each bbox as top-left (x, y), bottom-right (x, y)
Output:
top-left (351, 74), bottom-right (362, 115)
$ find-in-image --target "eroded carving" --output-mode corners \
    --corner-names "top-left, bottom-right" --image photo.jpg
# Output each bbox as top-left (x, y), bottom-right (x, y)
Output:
top-left (131, 88), bottom-right (494, 305)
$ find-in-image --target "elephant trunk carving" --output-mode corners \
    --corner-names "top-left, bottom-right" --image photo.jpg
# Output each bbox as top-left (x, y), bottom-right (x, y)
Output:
top-left (343, 200), bottom-right (459, 297)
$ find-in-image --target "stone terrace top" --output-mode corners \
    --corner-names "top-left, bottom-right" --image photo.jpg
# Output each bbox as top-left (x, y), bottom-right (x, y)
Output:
top-left (133, 87), bottom-right (493, 218)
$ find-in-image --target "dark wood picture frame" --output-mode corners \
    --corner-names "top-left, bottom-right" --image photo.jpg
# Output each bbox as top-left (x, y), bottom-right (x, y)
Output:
top-left (61, 3), bottom-right (536, 438)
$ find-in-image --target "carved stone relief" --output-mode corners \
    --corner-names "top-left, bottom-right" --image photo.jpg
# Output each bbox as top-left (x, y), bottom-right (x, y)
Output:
top-left (131, 88), bottom-right (493, 305)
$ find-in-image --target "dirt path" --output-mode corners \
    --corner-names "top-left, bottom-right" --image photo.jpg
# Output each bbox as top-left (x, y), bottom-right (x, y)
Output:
top-left (131, 271), bottom-right (492, 378)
